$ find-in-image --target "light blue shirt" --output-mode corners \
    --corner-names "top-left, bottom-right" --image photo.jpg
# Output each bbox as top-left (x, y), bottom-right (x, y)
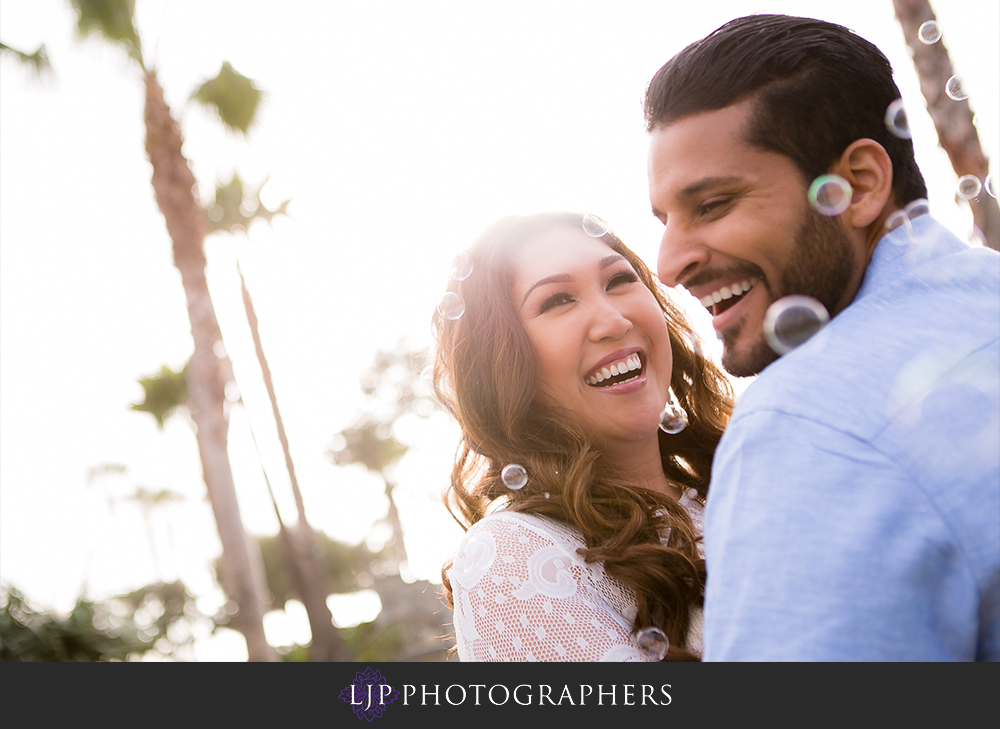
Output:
top-left (702, 215), bottom-right (1000, 661)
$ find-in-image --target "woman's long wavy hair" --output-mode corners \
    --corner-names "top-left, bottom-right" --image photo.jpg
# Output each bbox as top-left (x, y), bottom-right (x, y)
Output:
top-left (432, 212), bottom-right (733, 661)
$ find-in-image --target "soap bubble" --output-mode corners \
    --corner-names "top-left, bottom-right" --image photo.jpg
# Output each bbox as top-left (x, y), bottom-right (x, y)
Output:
top-left (957, 175), bottom-right (982, 200)
top-left (884, 210), bottom-right (913, 239)
top-left (763, 296), bottom-right (830, 355)
top-left (808, 174), bottom-right (852, 216)
top-left (582, 213), bottom-right (611, 238)
top-left (884, 99), bottom-right (911, 139)
top-left (904, 198), bottom-right (930, 220)
top-left (945, 76), bottom-right (968, 101)
top-left (501, 464), bottom-right (528, 490)
top-left (451, 251), bottom-right (473, 281)
top-left (659, 393), bottom-right (688, 434)
top-left (437, 292), bottom-right (466, 320)
top-left (636, 627), bottom-right (669, 661)
top-left (917, 20), bottom-right (942, 44)
top-left (986, 172), bottom-right (996, 199)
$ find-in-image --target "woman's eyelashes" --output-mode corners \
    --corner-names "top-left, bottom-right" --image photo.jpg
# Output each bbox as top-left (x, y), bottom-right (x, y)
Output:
top-left (538, 291), bottom-right (574, 314)
top-left (536, 269), bottom-right (640, 314)
top-left (606, 269), bottom-right (639, 288)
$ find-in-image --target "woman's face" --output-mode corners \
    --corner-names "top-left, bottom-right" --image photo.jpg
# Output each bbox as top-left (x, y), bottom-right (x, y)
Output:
top-left (511, 226), bottom-right (673, 458)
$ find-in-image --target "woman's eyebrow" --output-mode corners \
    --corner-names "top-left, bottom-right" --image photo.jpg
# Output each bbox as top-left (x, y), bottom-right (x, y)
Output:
top-left (520, 254), bottom-right (627, 305)
top-left (521, 273), bottom-right (571, 305)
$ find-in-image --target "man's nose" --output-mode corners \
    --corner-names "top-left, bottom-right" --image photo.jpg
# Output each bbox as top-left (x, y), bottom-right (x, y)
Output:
top-left (656, 221), bottom-right (709, 288)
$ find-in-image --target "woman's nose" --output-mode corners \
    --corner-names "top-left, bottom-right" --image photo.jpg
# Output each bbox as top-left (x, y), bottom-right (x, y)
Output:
top-left (588, 300), bottom-right (632, 342)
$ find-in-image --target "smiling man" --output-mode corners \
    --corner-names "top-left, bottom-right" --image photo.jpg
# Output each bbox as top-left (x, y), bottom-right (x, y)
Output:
top-left (645, 14), bottom-right (1000, 660)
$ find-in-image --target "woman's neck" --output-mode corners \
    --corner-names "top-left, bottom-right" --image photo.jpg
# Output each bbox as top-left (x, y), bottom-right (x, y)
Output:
top-left (603, 434), bottom-right (680, 501)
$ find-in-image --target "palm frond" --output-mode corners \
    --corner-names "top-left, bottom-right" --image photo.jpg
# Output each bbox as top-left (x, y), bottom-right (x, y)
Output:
top-left (130, 363), bottom-right (188, 429)
top-left (191, 62), bottom-right (262, 136)
top-left (69, 0), bottom-right (143, 67)
top-left (204, 173), bottom-right (291, 234)
top-left (0, 42), bottom-right (53, 77)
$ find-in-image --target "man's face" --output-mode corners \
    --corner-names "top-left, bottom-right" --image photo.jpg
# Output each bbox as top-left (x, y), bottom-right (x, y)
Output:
top-left (647, 99), bottom-right (862, 377)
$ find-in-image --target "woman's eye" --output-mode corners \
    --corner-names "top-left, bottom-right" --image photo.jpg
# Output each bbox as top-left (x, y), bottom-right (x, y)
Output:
top-left (539, 292), bottom-right (574, 313)
top-left (607, 270), bottom-right (639, 289)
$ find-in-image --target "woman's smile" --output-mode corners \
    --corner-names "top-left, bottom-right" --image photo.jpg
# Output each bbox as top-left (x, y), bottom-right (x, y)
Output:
top-left (511, 226), bottom-right (673, 455)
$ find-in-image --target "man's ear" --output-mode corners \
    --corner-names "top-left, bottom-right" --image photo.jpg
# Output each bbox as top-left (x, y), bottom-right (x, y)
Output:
top-left (828, 139), bottom-right (894, 229)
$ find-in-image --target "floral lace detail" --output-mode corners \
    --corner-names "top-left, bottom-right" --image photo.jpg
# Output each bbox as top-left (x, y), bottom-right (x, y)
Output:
top-left (449, 496), bottom-right (705, 661)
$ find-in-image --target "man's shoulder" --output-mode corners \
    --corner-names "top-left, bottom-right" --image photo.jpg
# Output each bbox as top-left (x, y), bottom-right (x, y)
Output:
top-left (736, 227), bottom-right (999, 436)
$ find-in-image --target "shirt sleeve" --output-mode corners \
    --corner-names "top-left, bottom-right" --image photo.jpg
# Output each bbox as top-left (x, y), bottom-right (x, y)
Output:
top-left (448, 514), bottom-right (649, 662)
top-left (702, 410), bottom-right (975, 661)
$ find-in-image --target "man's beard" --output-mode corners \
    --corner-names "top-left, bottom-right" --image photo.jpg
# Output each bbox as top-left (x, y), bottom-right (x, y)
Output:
top-left (721, 209), bottom-right (857, 378)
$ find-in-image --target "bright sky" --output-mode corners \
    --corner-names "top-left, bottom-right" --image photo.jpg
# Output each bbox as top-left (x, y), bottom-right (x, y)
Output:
top-left (1, 0), bottom-right (997, 660)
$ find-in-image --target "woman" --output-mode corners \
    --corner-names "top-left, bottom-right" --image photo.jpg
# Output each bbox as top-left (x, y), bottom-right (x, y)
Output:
top-left (431, 212), bottom-right (733, 661)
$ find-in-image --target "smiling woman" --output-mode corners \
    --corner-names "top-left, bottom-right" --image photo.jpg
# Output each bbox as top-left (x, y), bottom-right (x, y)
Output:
top-left (430, 212), bottom-right (734, 661)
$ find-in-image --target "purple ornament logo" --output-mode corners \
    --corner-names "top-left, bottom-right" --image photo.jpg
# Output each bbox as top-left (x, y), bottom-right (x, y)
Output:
top-left (339, 667), bottom-right (400, 721)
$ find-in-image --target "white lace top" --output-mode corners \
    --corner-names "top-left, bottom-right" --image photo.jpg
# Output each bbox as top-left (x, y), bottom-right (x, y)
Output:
top-left (448, 491), bottom-right (705, 661)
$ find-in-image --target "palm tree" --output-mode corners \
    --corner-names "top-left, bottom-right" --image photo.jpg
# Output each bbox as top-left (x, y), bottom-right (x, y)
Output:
top-left (892, 0), bottom-right (999, 249)
top-left (205, 175), bottom-right (347, 660)
top-left (68, 0), bottom-right (276, 660)
top-left (328, 342), bottom-right (438, 570)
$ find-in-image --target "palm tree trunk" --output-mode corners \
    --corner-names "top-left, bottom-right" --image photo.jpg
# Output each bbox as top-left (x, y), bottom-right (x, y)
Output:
top-left (236, 260), bottom-right (347, 661)
top-left (892, 0), bottom-right (1000, 250)
top-left (383, 477), bottom-right (408, 567)
top-left (143, 71), bottom-right (276, 662)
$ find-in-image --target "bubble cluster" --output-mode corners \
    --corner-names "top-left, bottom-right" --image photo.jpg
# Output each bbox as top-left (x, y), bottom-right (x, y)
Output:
top-left (437, 291), bottom-right (466, 320)
top-left (986, 172), bottom-right (996, 199)
top-left (917, 20), bottom-right (942, 44)
top-left (808, 174), bottom-right (852, 216)
top-left (945, 76), bottom-right (968, 101)
top-left (884, 99), bottom-right (911, 140)
top-left (451, 251), bottom-right (473, 281)
top-left (636, 627), bottom-right (669, 661)
top-left (658, 393), bottom-right (688, 434)
top-left (582, 213), bottom-right (611, 238)
top-left (957, 175), bottom-right (982, 200)
top-left (501, 463), bottom-right (528, 490)
top-left (763, 296), bottom-right (830, 355)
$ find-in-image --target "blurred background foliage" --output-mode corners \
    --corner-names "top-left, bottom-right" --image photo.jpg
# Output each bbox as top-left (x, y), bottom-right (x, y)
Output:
top-left (1, 580), bottom-right (203, 661)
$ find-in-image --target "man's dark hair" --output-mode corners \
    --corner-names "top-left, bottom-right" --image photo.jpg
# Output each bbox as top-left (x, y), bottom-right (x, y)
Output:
top-left (644, 14), bottom-right (927, 204)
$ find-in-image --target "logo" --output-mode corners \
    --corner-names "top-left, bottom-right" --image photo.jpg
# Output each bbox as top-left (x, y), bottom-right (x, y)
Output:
top-left (339, 667), bottom-right (400, 722)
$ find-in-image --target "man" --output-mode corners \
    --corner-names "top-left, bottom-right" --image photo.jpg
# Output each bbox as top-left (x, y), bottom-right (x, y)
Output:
top-left (645, 14), bottom-right (999, 660)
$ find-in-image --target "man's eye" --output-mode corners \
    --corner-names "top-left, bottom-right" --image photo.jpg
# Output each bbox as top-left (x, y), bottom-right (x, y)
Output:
top-left (700, 197), bottom-right (731, 215)
top-left (539, 293), bottom-right (574, 313)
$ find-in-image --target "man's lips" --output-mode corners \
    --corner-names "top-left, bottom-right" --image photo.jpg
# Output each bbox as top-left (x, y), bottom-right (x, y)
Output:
top-left (685, 276), bottom-right (760, 317)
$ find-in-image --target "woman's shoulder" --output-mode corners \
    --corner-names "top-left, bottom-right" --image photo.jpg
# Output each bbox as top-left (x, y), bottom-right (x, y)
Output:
top-left (462, 509), bottom-right (584, 550)
top-left (449, 510), bottom-right (586, 591)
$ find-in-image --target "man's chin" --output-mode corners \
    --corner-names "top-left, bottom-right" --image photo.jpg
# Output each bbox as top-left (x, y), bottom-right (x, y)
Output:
top-left (720, 334), bottom-right (779, 378)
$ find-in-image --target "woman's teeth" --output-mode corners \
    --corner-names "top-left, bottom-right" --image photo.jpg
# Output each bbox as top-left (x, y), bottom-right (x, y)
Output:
top-left (699, 277), bottom-right (759, 308)
top-left (587, 353), bottom-right (642, 386)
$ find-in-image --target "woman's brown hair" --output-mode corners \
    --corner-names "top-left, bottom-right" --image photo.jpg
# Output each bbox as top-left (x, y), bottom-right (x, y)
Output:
top-left (431, 212), bottom-right (733, 660)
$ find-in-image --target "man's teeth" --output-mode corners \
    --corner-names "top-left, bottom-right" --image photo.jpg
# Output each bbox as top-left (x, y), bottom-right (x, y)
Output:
top-left (587, 354), bottom-right (641, 386)
top-left (699, 277), bottom-right (759, 308)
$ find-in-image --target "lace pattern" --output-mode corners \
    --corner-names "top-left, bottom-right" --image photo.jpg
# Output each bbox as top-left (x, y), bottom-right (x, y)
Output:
top-left (448, 494), bottom-right (705, 661)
